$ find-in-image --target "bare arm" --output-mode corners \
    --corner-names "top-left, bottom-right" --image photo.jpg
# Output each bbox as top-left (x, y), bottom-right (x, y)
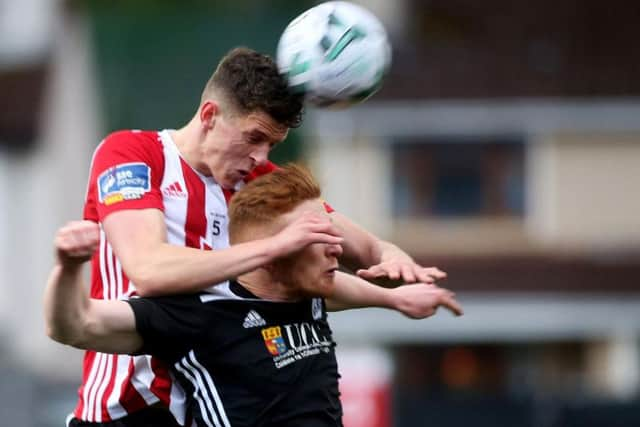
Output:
top-left (105, 209), bottom-right (343, 297)
top-left (327, 271), bottom-right (463, 318)
top-left (44, 221), bottom-right (143, 354)
top-left (330, 211), bottom-right (446, 285)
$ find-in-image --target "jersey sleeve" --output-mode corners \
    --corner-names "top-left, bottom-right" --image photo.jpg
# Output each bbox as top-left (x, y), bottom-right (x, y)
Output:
top-left (245, 160), bottom-right (278, 180)
top-left (127, 295), bottom-right (205, 364)
top-left (321, 200), bottom-right (334, 214)
top-left (84, 130), bottom-right (165, 222)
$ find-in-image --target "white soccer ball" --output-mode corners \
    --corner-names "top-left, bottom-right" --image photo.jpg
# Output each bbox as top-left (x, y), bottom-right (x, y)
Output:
top-left (276, 1), bottom-right (392, 108)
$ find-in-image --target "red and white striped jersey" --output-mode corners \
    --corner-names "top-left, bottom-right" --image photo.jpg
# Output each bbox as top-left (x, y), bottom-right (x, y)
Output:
top-left (75, 129), bottom-right (277, 424)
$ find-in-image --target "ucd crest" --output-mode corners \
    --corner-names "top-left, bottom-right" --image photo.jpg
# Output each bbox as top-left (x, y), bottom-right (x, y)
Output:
top-left (261, 326), bottom-right (288, 356)
top-left (311, 298), bottom-right (322, 320)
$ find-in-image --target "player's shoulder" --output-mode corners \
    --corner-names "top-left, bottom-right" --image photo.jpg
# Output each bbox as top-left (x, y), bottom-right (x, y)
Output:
top-left (130, 293), bottom-right (206, 317)
top-left (96, 130), bottom-right (161, 155)
top-left (91, 129), bottom-right (164, 167)
top-left (138, 293), bottom-right (202, 307)
top-left (102, 129), bottom-right (160, 144)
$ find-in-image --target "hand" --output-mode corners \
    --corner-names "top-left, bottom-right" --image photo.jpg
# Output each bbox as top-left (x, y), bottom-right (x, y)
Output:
top-left (270, 211), bottom-right (344, 257)
top-left (357, 261), bottom-right (447, 284)
top-left (55, 220), bottom-right (100, 266)
top-left (390, 284), bottom-right (463, 319)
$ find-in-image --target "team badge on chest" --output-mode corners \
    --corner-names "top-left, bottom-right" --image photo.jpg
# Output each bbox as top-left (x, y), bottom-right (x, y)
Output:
top-left (261, 326), bottom-right (288, 356)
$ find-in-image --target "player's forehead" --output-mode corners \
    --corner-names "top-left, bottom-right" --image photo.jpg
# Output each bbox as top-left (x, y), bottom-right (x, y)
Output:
top-left (235, 199), bottom-right (326, 243)
top-left (279, 199), bottom-right (328, 224)
top-left (239, 111), bottom-right (289, 141)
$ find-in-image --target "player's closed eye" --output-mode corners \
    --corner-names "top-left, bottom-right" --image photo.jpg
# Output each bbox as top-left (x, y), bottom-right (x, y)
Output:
top-left (246, 130), bottom-right (268, 144)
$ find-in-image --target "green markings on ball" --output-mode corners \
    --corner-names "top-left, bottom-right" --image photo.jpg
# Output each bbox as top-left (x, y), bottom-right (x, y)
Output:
top-left (277, 2), bottom-right (391, 107)
top-left (289, 52), bottom-right (311, 76)
top-left (321, 12), bottom-right (367, 62)
top-left (327, 11), bottom-right (343, 27)
top-left (352, 69), bottom-right (385, 101)
top-left (324, 27), bottom-right (366, 62)
top-left (287, 53), bottom-right (310, 94)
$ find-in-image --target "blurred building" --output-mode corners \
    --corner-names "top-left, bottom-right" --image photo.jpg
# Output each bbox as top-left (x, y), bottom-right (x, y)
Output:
top-left (309, 0), bottom-right (640, 426)
top-left (0, 0), bottom-right (638, 426)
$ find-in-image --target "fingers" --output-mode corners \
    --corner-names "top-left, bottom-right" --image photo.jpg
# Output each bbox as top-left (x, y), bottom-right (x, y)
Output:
top-left (400, 264), bottom-right (417, 283)
top-left (296, 212), bottom-right (343, 236)
top-left (303, 217), bottom-right (344, 245)
top-left (306, 220), bottom-right (343, 240)
top-left (415, 267), bottom-right (447, 283)
top-left (438, 290), bottom-right (464, 316)
top-left (355, 265), bottom-right (384, 280)
top-left (386, 264), bottom-right (401, 280)
top-left (390, 284), bottom-right (463, 319)
top-left (309, 232), bottom-right (344, 246)
top-left (357, 262), bottom-right (447, 284)
top-left (55, 221), bottom-right (100, 262)
top-left (356, 264), bottom-right (401, 280)
top-left (274, 212), bottom-right (344, 257)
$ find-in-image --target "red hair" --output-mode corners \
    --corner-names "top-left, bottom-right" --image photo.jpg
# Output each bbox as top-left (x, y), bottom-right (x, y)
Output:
top-left (228, 164), bottom-right (321, 243)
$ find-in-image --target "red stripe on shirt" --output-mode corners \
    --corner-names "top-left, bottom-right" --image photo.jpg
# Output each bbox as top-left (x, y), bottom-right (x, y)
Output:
top-left (100, 354), bottom-right (119, 421)
top-left (181, 159), bottom-right (208, 250)
top-left (73, 350), bottom-right (98, 419)
top-left (149, 358), bottom-right (172, 406)
top-left (119, 359), bottom-right (149, 415)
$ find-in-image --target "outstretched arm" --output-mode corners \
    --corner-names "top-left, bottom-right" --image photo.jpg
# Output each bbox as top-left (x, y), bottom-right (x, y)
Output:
top-left (330, 211), bottom-right (446, 285)
top-left (327, 271), bottom-right (463, 319)
top-left (44, 221), bottom-right (143, 354)
top-left (104, 209), bottom-right (343, 297)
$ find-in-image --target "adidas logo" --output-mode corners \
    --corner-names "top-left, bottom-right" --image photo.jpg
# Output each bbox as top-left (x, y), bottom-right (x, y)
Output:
top-left (243, 310), bottom-right (266, 328)
top-left (163, 182), bottom-right (187, 198)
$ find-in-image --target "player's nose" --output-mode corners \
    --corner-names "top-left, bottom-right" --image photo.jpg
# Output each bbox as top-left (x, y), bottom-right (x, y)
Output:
top-left (250, 146), bottom-right (269, 166)
top-left (326, 243), bottom-right (343, 258)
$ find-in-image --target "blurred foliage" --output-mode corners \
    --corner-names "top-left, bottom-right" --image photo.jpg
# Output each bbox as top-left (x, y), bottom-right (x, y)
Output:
top-left (79, 0), bottom-right (314, 163)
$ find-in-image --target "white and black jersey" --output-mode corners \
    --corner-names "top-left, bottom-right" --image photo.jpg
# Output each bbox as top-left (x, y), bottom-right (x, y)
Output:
top-left (127, 281), bottom-right (343, 427)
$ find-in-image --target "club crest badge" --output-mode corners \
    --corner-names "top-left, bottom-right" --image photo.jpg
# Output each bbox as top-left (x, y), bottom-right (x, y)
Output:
top-left (261, 326), bottom-right (288, 356)
top-left (312, 298), bottom-right (323, 320)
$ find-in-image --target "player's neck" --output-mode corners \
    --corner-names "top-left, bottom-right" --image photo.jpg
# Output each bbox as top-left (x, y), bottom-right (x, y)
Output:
top-left (170, 116), bottom-right (209, 176)
top-left (236, 271), bottom-right (301, 302)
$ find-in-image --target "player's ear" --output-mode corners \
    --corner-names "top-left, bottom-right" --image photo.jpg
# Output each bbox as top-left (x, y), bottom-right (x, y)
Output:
top-left (199, 101), bottom-right (219, 130)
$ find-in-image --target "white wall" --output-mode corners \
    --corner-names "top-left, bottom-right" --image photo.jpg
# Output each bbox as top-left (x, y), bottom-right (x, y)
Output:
top-left (0, 9), bottom-right (102, 378)
top-left (309, 100), bottom-right (640, 254)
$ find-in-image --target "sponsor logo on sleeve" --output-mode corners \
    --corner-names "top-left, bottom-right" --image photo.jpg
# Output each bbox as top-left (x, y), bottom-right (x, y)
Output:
top-left (98, 163), bottom-right (151, 206)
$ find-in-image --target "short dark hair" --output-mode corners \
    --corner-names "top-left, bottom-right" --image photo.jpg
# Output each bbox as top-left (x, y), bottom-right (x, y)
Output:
top-left (202, 47), bottom-right (304, 128)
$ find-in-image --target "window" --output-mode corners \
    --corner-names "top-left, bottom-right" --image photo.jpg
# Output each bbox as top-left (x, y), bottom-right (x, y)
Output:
top-left (392, 138), bottom-right (525, 218)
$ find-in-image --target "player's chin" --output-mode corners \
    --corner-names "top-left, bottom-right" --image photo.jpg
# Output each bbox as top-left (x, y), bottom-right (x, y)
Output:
top-left (307, 275), bottom-right (336, 298)
top-left (220, 177), bottom-right (240, 190)
top-left (219, 170), bottom-right (245, 189)
top-left (319, 275), bottom-right (337, 297)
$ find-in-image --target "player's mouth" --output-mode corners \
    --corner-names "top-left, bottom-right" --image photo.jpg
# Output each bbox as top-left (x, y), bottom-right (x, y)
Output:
top-left (325, 266), bottom-right (339, 276)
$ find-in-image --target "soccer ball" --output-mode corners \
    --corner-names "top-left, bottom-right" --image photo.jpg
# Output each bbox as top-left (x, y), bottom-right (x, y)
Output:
top-left (276, 1), bottom-right (392, 108)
